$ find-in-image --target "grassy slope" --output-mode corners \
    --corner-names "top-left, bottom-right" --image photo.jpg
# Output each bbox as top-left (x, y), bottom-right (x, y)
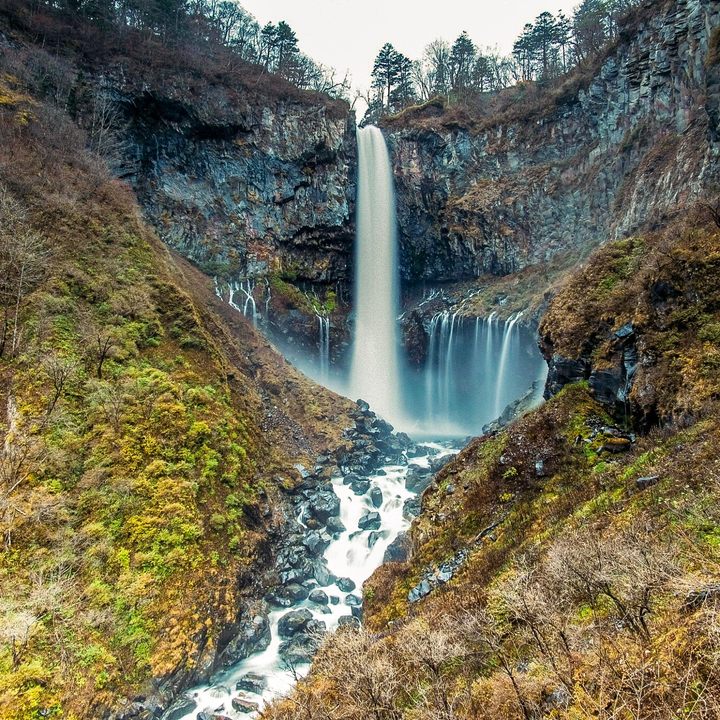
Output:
top-left (265, 219), bottom-right (720, 720)
top-left (0, 69), bottom-right (353, 720)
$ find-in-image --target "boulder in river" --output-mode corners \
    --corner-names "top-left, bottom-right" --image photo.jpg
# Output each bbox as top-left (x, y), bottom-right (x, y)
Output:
top-left (163, 696), bottom-right (196, 720)
top-left (308, 489), bottom-right (341, 522)
top-left (350, 478), bottom-right (371, 495)
top-left (403, 496), bottom-right (421, 519)
top-left (405, 465), bottom-right (432, 493)
top-left (370, 486), bottom-right (383, 508)
top-left (383, 531), bottom-right (410, 563)
top-left (359, 511), bottom-right (381, 531)
top-left (278, 609), bottom-right (313, 638)
top-left (326, 516), bottom-right (346, 534)
top-left (281, 583), bottom-right (309, 601)
top-left (236, 672), bottom-right (266, 694)
top-left (218, 613), bottom-right (270, 667)
top-left (232, 694), bottom-right (259, 714)
top-left (336, 577), bottom-right (356, 592)
top-left (311, 559), bottom-right (336, 586)
top-left (303, 530), bottom-right (332, 555)
top-left (309, 588), bottom-right (329, 605)
top-left (279, 632), bottom-right (323, 664)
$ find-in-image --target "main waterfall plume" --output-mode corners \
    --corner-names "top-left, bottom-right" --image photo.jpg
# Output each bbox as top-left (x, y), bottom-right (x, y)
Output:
top-left (350, 126), bottom-right (402, 422)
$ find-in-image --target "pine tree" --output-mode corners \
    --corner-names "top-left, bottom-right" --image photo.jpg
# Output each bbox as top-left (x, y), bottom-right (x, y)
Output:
top-left (532, 11), bottom-right (559, 79)
top-left (275, 21), bottom-right (300, 78)
top-left (449, 31), bottom-right (476, 92)
top-left (372, 43), bottom-right (401, 112)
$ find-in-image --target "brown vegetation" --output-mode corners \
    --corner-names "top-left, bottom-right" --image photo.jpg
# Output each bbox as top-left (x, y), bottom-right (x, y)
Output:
top-left (0, 39), bottom-right (353, 720)
top-left (264, 210), bottom-right (720, 719)
top-left (0, 0), bottom-right (348, 119)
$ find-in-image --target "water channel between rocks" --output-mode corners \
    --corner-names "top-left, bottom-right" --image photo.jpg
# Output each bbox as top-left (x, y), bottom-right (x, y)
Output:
top-left (171, 414), bottom-right (459, 720)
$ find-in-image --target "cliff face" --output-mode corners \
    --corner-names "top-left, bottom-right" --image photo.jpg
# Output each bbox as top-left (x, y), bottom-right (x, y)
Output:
top-left (119, 89), bottom-right (357, 284)
top-left (384, 0), bottom-right (720, 283)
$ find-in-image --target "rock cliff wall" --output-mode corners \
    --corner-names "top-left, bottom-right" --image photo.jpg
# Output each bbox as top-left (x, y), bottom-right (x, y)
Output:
top-left (118, 88), bottom-right (357, 284)
top-left (384, 0), bottom-right (720, 283)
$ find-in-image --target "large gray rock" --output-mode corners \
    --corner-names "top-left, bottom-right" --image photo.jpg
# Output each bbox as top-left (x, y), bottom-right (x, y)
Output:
top-left (278, 609), bottom-right (313, 638)
top-left (385, 0), bottom-right (719, 284)
top-left (384, 531), bottom-right (411, 563)
top-left (307, 490), bottom-right (341, 522)
top-left (358, 511), bottom-right (381, 531)
top-left (217, 613), bottom-right (271, 667)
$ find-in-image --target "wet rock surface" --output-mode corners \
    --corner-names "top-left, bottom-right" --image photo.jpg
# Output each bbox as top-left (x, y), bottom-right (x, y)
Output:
top-left (119, 92), bottom-right (357, 285)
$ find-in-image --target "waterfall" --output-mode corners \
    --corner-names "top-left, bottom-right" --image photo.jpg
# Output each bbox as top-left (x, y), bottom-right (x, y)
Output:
top-left (227, 279), bottom-right (259, 327)
top-left (414, 310), bottom-right (542, 436)
top-left (349, 126), bottom-right (402, 421)
top-left (317, 315), bottom-right (330, 382)
top-left (494, 312), bottom-right (523, 418)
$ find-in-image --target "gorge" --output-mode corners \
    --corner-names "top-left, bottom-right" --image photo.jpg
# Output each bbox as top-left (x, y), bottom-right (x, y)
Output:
top-left (0, 1), bottom-right (719, 719)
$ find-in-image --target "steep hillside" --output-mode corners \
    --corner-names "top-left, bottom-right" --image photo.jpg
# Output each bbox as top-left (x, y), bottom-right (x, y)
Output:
top-left (383, 0), bottom-right (719, 284)
top-left (264, 211), bottom-right (720, 720)
top-left (0, 59), bottom-right (355, 720)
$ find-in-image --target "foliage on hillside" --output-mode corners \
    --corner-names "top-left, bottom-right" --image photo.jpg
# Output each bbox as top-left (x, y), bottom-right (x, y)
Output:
top-left (379, 0), bottom-right (676, 134)
top-left (0, 0), bottom-right (349, 120)
top-left (264, 219), bottom-right (720, 720)
top-left (540, 212), bottom-right (720, 424)
top-left (0, 52), bottom-right (351, 720)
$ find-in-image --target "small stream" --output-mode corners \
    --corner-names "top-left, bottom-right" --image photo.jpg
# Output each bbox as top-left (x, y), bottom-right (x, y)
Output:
top-left (172, 436), bottom-right (458, 720)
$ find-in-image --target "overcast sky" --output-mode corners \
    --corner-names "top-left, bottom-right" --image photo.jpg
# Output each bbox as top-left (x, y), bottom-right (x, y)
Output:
top-left (240, 0), bottom-right (581, 99)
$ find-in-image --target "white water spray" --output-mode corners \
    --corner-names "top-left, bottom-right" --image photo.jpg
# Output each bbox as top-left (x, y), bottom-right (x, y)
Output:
top-left (494, 311), bottom-right (523, 418)
top-left (349, 126), bottom-right (402, 421)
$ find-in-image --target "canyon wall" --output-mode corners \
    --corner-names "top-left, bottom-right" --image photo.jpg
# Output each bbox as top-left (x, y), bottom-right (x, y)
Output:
top-left (384, 0), bottom-right (720, 283)
top-left (118, 88), bottom-right (357, 284)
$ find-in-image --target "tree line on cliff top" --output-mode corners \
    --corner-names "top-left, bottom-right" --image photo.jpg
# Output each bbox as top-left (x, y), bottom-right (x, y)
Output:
top-left (365, 0), bottom-right (640, 122)
top-left (27, 0), bottom-right (351, 97)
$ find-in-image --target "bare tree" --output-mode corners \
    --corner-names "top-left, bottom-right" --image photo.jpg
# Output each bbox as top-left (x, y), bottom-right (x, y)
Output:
top-left (86, 79), bottom-right (128, 169)
top-left (41, 353), bottom-right (79, 421)
top-left (0, 396), bottom-right (47, 548)
top-left (396, 615), bottom-right (472, 718)
top-left (0, 188), bottom-right (48, 358)
top-left (309, 626), bottom-right (403, 720)
top-left (545, 525), bottom-right (678, 641)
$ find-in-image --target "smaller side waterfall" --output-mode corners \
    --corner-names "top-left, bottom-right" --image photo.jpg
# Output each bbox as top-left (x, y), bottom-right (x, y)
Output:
top-left (412, 311), bottom-right (545, 436)
top-left (317, 315), bottom-right (330, 382)
top-left (494, 312), bottom-right (523, 418)
top-left (220, 279), bottom-right (261, 327)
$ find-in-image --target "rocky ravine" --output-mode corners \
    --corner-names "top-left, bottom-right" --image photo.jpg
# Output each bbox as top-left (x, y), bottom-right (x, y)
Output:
top-left (384, 0), bottom-right (720, 283)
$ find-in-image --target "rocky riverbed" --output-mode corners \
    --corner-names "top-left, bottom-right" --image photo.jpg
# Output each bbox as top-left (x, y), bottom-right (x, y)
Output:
top-left (163, 401), bottom-right (458, 720)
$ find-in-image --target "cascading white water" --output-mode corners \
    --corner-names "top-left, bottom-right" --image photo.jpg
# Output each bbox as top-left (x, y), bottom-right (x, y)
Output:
top-left (317, 315), bottom-right (330, 382)
top-left (171, 441), bottom-right (458, 720)
top-left (494, 311), bottom-right (523, 418)
top-left (227, 279), bottom-right (259, 327)
top-left (412, 310), bottom-right (545, 436)
top-left (349, 126), bottom-right (402, 422)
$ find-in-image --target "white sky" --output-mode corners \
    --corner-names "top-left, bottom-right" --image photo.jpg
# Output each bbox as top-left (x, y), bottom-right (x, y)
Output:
top-left (240, 0), bottom-right (581, 101)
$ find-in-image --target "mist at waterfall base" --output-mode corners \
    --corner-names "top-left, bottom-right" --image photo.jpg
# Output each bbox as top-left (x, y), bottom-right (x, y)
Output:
top-left (179, 127), bottom-right (548, 720)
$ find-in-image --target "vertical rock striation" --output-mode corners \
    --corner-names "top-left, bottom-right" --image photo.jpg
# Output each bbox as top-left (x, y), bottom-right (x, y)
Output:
top-left (119, 90), bottom-right (357, 284)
